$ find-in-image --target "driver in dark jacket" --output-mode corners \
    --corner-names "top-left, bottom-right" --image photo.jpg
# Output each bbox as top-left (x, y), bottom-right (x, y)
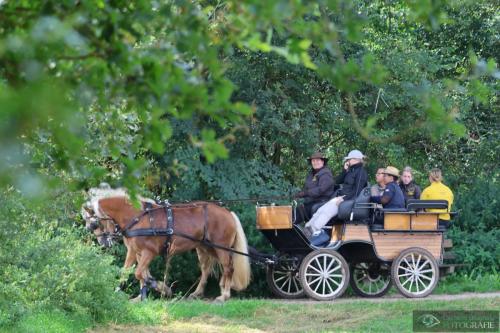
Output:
top-left (294, 152), bottom-right (334, 223)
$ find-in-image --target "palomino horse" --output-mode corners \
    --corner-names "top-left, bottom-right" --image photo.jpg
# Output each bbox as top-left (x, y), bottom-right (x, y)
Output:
top-left (81, 187), bottom-right (251, 302)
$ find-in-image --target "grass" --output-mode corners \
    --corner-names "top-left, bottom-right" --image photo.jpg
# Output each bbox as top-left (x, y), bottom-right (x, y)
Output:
top-left (434, 272), bottom-right (500, 294)
top-left (3, 309), bottom-right (93, 333)
top-left (87, 297), bottom-right (500, 333)
top-left (4, 273), bottom-right (499, 333)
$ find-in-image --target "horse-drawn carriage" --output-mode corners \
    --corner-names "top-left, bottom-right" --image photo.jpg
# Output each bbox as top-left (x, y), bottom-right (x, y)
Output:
top-left (257, 187), bottom-right (456, 301)
top-left (82, 185), bottom-right (456, 302)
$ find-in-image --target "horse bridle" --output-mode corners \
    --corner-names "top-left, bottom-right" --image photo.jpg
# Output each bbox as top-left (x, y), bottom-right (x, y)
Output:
top-left (84, 204), bottom-right (122, 242)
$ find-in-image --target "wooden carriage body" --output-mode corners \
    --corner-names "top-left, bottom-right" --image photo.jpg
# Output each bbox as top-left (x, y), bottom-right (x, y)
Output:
top-left (256, 205), bottom-right (445, 263)
top-left (257, 199), bottom-right (455, 300)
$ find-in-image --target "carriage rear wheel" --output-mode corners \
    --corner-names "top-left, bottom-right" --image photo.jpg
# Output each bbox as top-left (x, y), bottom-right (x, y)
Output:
top-left (350, 262), bottom-right (392, 298)
top-left (299, 249), bottom-right (349, 301)
top-left (266, 257), bottom-right (305, 299)
top-left (391, 247), bottom-right (439, 298)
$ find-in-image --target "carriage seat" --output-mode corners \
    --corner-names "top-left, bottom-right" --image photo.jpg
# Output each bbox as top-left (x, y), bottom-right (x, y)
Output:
top-left (336, 187), bottom-right (372, 222)
top-left (406, 199), bottom-right (449, 211)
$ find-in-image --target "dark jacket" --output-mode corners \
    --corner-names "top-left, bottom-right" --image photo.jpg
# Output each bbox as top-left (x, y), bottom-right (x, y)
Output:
top-left (371, 181), bottom-right (405, 209)
top-left (303, 166), bottom-right (335, 204)
top-left (399, 181), bottom-right (421, 202)
top-left (335, 163), bottom-right (368, 201)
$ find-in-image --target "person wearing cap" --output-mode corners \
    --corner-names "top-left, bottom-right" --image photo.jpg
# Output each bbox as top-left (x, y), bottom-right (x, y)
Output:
top-left (421, 168), bottom-right (454, 228)
top-left (305, 149), bottom-right (368, 246)
top-left (294, 152), bottom-right (335, 223)
top-left (371, 166), bottom-right (405, 209)
top-left (399, 166), bottom-right (421, 203)
top-left (335, 149), bottom-right (369, 201)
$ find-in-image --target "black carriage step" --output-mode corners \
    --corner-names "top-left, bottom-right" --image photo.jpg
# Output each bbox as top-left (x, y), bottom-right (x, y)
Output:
top-left (443, 252), bottom-right (456, 260)
top-left (439, 263), bottom-right (468, 277)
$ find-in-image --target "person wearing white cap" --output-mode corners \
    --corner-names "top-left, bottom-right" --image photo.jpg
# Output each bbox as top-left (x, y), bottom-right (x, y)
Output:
top-left (306, 149), bottom-right (368, 246)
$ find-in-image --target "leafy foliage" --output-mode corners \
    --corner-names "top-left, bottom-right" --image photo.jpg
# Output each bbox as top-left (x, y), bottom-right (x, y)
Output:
top-left (0, 188), bottom-right (127, 326)
top-left (0, 0), bottom-right (498, 329)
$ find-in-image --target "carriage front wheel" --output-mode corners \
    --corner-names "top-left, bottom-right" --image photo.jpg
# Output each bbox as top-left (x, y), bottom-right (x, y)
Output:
top-left (266, 256), bottom-right (305, 299)
top-left (299, 249), bottom-right (349, 301)
top-left (391, 247), bottom-right (439, 298)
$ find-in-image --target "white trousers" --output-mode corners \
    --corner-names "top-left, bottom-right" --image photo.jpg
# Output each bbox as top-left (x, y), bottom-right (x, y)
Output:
top-left (305, 197), bottom-right (343, 233)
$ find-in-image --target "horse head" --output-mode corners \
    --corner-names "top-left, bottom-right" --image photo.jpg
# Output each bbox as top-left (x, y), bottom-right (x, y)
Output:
top-left (81, 186), bottom-right (128, 247)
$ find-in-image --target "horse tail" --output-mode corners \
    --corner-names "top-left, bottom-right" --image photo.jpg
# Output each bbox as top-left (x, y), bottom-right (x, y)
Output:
top-left (230, 212), bottom-right (251, 291)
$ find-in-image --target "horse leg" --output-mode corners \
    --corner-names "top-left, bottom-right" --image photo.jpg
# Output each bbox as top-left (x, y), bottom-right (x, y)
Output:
top-left (188, 248), bottom-right (213, 300)
top-left (134, 250), bottom-right (156, 301)
top-left (154, 256), bottom-right (172, 298)
top-left (117, 245), bottom-right (137, 292)
top-left (214, 249), bottom-right (234, 303)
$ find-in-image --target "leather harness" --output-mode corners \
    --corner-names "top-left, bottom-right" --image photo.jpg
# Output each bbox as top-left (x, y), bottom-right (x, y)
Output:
top-left (115, 202), bottom-right (248, 258)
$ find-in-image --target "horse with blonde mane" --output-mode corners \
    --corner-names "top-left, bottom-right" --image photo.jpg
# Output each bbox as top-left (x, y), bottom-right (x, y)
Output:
top-left (81, 185), bottom-right (251, 302)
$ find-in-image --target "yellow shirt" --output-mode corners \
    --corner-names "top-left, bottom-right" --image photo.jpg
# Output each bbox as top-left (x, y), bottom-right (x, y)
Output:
top-left (421, 182), bottom-right (454, 220)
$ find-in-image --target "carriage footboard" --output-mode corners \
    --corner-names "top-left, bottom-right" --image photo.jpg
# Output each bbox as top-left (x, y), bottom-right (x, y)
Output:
top-left (260, 225), bottom-right (312, 254)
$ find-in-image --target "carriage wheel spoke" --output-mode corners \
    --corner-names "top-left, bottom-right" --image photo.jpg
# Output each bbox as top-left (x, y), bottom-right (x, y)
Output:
top-left (403, 258), bottom-right (412, 268)
top-left (417, 276), bottom-right (427, 290)
top-left (419, 268), bottom-right (434, 274)
top-left (327, 276), bottom-right (340, 287)
top-left (326, 279), bottom-right (334, 294)
top-left (408, 278), bottom-right (414, 292)
top-left (325, 257), bottom-right (335, 273)
top-left (356, 275), bottom-right (367, 284)
top-left (292, 276), bottom-right (300, 292)
top-left (328, 264), bottom-right (341, 274)
top-left (306, 272), bottom-right (322, 277)
top-left (310, 261), bottom-right (323, 274)
top-left (401, 276), bottom-right (412, 287)
top-left (309, 276), bottom-right (322, 286)
top-left (274, 275), bottom-right (287, 283)
top-left (420, 274), bottom-right (433, 281)
top-left (418, 259), bottom-right (431, 271)
top-left (313, 278), bottom-right (323, 292)
top-left (279, 277), bottom-right (290, 290)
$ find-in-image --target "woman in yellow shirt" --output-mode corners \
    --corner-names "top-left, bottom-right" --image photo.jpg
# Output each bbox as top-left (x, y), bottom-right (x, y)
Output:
top-left (421, 168), bottom-right (454, 228)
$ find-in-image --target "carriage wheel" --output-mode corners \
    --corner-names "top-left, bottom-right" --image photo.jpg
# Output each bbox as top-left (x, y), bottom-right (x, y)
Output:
top-left (350, 262), bottom-right (392, 298)
top-left (391, 247), bottom-right (439, 298)
top-left (299, 249), bottom-right (349, 301)
top-left (266, 258), bottom-right (305, 299)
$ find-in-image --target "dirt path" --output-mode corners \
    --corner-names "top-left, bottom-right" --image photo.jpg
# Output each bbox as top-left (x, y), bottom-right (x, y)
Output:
top-left (278, 291), bottom-right (500, 304)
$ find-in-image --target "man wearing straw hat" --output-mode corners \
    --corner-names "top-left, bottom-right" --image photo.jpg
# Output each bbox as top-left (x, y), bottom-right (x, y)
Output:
top-left (370, 166), bottom-right (405, 209)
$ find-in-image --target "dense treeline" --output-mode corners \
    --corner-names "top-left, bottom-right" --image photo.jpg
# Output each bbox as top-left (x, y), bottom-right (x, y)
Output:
top-left (0, 0), bottom-right (498, 328)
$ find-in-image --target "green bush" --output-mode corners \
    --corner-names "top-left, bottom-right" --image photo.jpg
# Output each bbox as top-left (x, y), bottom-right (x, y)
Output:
top-left (0, 188), bottom-right (128, 328)
top-left (448, 180), bottom-right (500, 273)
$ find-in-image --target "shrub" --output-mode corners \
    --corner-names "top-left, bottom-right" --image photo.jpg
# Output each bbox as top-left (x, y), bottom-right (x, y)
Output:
top-left (448, 180), bottom-right (500, 273)
top-left (0, 188), bottom-right (127, 328)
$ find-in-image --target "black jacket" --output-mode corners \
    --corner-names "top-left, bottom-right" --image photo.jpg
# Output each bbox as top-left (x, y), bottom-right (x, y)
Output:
top-left (303, 167), bottom-right (335, 204)
top-left (335, 163), bottom-right (368, 201)
top-left (399, 181), bottom-right (421, 202)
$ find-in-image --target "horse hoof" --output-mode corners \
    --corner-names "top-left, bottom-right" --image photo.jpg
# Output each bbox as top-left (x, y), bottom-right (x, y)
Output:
top-left (213, 297), bottom-right (225, 305)
top-left (188, 293), bottom-right (200, 300)
top-left (130, 295), bottom-right (142, 303)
